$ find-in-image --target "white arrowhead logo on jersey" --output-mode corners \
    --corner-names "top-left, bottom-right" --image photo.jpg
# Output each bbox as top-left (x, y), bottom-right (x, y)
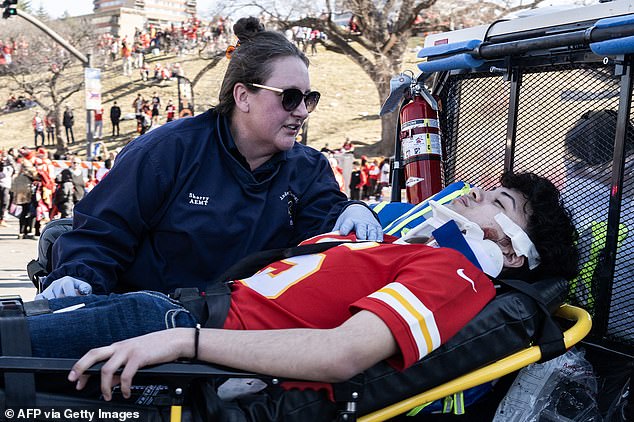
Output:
top-left (457, 269), bottom-right (477, 292)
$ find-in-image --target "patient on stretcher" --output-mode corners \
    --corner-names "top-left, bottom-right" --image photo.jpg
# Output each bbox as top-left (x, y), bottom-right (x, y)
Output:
top-left (20, 171), bottom-right (577, 401)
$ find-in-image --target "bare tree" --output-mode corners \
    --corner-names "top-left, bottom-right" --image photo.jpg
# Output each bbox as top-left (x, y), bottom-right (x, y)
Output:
top-left (233, 0), bottom-right (550, 155)
top-left (0, 15), bottom-right (96, 154)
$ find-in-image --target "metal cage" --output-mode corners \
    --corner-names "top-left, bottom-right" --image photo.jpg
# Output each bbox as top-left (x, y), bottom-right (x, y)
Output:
top-left (433, 51), bottom-right (634, 354)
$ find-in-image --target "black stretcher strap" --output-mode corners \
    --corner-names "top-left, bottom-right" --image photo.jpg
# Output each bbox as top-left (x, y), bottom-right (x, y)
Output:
top-left (175, 242), bottom-right (349, 330)
top-left (0, 300), bottom-right (36, 407)
top-left (207, 241), bottom-right (347, 328)
top-left (212, 241), bottom-right (348, 284)
top-left (498, 278), bottom-right (567, 362)
top-left (171, 283), bottom-right (234, 330)
top-left (202, 282), bottom-right (232, 329)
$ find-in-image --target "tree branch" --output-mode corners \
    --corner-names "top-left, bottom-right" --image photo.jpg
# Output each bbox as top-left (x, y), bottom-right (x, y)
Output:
top-left (192, 53), bottom-right (225, 89)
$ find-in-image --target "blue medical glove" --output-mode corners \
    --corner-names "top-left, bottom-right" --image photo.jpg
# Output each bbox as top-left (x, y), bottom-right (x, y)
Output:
top-left (35, 276), bottom-right (93, 301)
top-left (333, 204), bottom-right (383, 241)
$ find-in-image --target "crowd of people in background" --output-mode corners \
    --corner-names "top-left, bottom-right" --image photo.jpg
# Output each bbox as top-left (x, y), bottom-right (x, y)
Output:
top-left (10, 87), bottom-right (181, 152)
top-left (97, 30), bottom-right (188, 80)
top-left (0, 131), bottom-right (393, 240)
top-left (1, 89), bottom-right (184, 177)
top-left (321, 137), bottom-right (392, 202)
top-left (0, 36), bottom-right (25, 65)
top-left (0, 146), bottom-right (118, 238)
top-left (138, 61), bottom-right (184, 82)
top-left (0, 15), bottom-right (238, 77)
top-left (284, 26), bottom-right (327, 56)
top-left (93, 16), bottom-right (233, 80)
top-left (128, 91), bottom-right (178, 135)
top-left (0, 9), bottom-right (378, 74)
top-left (348, 155), bottom-right (390, 201)
top-left (3, 93), bottom-right (36, 113)
top-left (0, 18), bottom-right (212, 226)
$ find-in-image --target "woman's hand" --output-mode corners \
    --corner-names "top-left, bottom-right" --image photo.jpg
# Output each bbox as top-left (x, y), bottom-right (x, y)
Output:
top-left (68, 328), bottom-right (192, 400)
top-left (333, 204), bottom-right (383, 241)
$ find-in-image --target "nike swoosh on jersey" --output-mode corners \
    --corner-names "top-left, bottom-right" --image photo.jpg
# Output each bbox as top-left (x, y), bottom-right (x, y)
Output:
top-left (456, 268), bottom-right (477, 292)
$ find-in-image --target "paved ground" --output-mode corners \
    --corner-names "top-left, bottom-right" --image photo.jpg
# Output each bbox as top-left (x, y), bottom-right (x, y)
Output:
top-left (0, 214), bottom-right (38, 301)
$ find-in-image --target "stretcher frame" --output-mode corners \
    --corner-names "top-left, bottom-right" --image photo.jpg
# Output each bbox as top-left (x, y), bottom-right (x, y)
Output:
top-left (7, 220), bottom-right (590, 421)
top-left (0, 304), bottom-right (590, 421)
top-left (359, 304), bottom-right (591, 421)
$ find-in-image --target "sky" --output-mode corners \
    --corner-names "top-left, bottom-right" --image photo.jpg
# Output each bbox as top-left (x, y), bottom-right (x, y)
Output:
top-left (32, 0), bottom-right (217, 19)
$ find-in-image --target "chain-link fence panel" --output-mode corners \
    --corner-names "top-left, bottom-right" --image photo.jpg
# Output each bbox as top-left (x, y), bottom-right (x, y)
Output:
top-left (441, 73), bottom-right (509, 189)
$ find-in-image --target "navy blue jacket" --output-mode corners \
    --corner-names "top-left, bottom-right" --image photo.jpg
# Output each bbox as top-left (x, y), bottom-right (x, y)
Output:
top-left (48, 110), bottom-right (350, 294)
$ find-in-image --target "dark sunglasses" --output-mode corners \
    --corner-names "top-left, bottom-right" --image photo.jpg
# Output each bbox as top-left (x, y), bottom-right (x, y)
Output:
top-left (249, 83), bottom-right (320, 113)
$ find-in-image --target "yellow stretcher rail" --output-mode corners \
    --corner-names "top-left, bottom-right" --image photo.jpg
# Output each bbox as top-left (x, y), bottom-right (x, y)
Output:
top-left (170, 406), bottom-right (182, 421)
top-left (166, 305), bottom-right (590, 422)
top-left (358, 304), bottom-right (592, 422)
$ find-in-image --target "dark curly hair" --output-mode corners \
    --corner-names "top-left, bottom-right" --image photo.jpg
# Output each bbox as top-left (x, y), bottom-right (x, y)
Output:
top-left (216, 17), bottom-right (309, 116)
top-left (500, 172), bottom-right (579, 281)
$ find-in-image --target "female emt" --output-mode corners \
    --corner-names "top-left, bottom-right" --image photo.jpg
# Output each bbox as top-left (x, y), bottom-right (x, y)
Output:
top-left (37, 17), bottom-right (381, 299)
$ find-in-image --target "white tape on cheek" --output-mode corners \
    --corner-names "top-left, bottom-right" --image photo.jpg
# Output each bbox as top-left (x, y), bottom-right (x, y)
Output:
top-left (494, 213), bottom-right (541, 270)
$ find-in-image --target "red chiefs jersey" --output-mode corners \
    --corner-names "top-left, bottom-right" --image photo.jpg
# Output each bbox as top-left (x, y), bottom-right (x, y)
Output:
top-left (223, 233), bottom-right (495, 370)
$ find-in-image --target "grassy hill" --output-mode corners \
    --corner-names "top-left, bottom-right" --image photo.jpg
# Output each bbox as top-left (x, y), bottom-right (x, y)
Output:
top-left (0, 41), bottom-right (423, 157)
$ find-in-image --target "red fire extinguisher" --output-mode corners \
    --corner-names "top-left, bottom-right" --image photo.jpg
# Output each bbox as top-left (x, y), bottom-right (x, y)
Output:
top-left (399, 87), bottom-right (443, 204)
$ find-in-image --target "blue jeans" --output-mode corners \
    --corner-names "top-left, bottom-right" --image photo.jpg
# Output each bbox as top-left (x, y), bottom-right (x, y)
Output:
top-left (28, 291), bottom-right (197, 358)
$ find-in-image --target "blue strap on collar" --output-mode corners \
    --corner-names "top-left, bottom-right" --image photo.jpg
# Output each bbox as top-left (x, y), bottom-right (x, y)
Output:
top-left (432, 220), bottom-right (482, 271)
